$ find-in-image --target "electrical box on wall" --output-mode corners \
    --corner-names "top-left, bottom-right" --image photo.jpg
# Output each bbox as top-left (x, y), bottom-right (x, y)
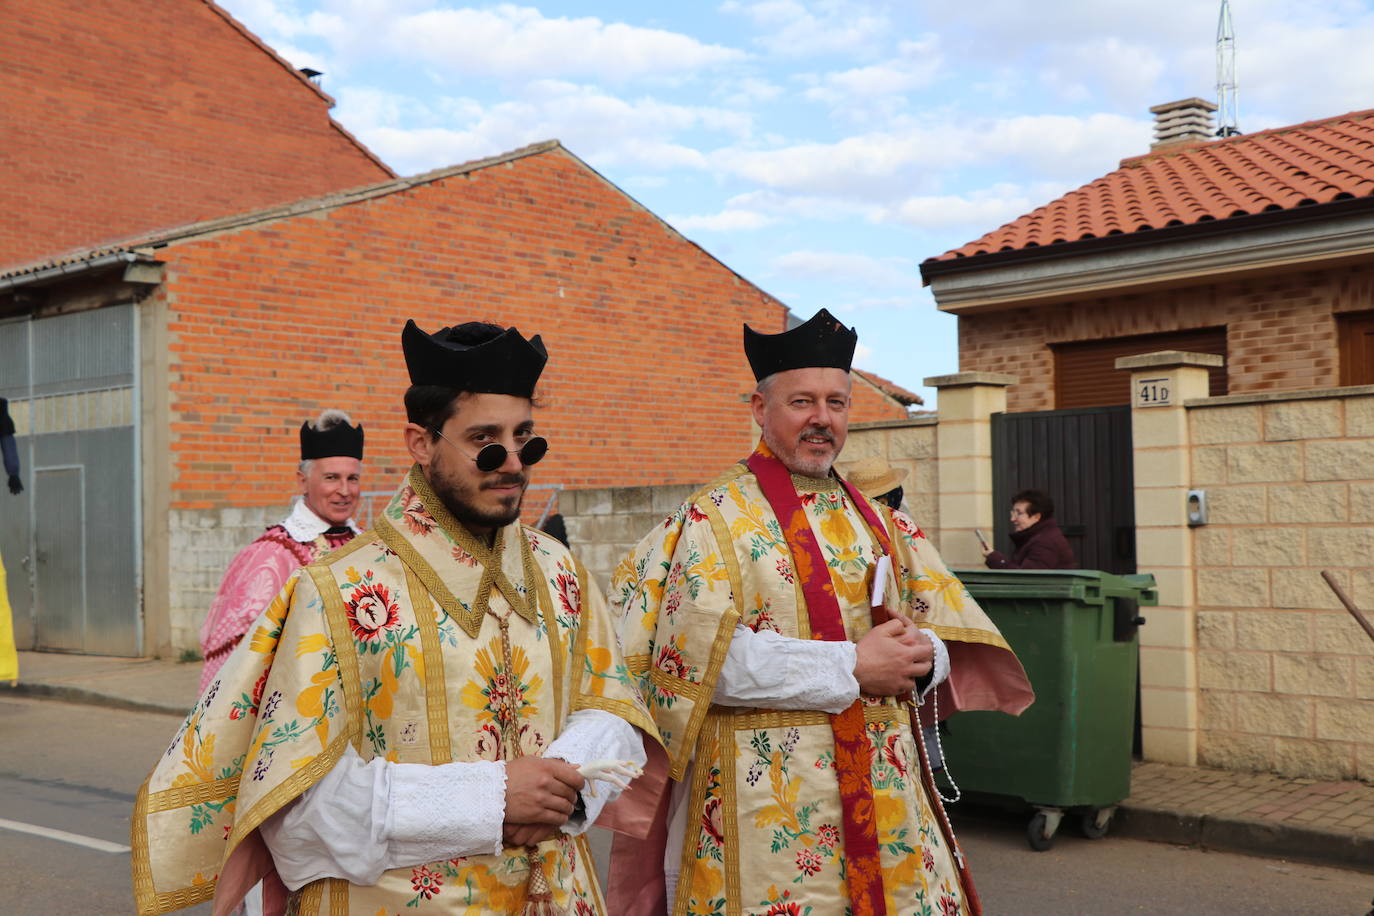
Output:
top-left (1187, 489), bottom-right (1207, 527)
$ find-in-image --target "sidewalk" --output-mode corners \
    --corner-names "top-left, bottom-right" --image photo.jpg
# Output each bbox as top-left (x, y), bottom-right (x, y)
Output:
top-left (4, 650), bottom-right (1372, 874)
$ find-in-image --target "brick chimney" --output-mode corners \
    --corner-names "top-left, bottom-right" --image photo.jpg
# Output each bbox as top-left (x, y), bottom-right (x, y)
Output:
top-left (1149, 98), bottom-right (1218, 149)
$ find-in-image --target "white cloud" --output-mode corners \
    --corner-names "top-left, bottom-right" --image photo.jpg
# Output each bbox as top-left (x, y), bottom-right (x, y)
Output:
top-left (802, 36), bottom-right (942, 107)
top-left (720, 0), bottom-right (890, 57)
top-left (852, 341), bottom-right (876, 369)
top-left (334, 83), bottom-right (750, 175)
top-left (710, 112), bottom-right (1148, 201)
top-left (771, 250), bottom-right (919, 290)
top-left (873, 184), bottom-right (1043, 231)
top-left (384, 5), bottom-right (746, 81)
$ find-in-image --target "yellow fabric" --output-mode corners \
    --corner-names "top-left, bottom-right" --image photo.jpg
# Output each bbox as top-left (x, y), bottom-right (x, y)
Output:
top-left (0, 552), bottom-right (17, 681)
top-left (133, 466), bottom-right (654, 915)
top-left (611, 466), bottom-right (1017, 916)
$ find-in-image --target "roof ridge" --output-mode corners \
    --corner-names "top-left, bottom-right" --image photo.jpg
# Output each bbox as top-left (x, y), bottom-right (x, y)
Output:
top-left (0, 141), bottom-right (565, 278)
top-left (1121, 106), bottom-right (1374, 168)
top-left (930, 106), bottom-right (1374, 265)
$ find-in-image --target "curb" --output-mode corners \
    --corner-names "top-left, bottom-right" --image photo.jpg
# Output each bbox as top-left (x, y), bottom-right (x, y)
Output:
top-left (1116, 804), bottom-right (1374, 875)
top-left (0, 681), bottom-right (192, 718)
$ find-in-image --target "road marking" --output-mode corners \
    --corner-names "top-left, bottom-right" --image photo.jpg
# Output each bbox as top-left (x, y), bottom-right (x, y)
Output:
top-left (0, 817), bottom-right (131, 854)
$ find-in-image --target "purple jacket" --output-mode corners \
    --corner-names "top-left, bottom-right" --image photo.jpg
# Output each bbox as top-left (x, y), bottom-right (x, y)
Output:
top-left (985, 516), bottom-right (1076, 570)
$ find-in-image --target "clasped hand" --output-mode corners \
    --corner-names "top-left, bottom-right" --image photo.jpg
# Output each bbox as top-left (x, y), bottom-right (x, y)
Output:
top-left (854, 614), bottom-right (933, 697)
top-left (501, 756), bottom-right (585, 847)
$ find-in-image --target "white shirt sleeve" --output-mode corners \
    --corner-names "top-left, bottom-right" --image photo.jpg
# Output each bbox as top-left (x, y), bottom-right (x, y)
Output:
top-left (259, 744), bottom-right (506, 891)
top-left (712, 624), bottom-right (860, 714)
top-left (543, 708), bottom-right (647, 835)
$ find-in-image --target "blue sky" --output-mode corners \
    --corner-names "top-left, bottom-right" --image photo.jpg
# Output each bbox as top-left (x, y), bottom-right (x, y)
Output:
top-left (222, 0), bottom-right (1374, 405)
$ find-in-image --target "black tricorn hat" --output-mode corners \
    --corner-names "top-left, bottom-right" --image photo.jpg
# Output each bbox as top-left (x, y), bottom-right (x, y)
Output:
top-left (743, 308), bottom-right (857, 381)
top-left (300, 417), bottom-right (364, 460)
top-left (402, 319), bottom-right (547, 397)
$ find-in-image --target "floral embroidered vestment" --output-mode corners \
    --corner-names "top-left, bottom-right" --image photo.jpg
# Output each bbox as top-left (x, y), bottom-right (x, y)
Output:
top-left (610, 454), bottom-right (1032, 916)
top-left (133, 466), bottom-right (655, 915)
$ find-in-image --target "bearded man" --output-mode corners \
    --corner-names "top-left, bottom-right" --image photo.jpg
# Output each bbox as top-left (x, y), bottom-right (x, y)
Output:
top-left (199, 410), bottom-right (364, 689)
top-left (135, 320), bottom-right (655, 916)
top-left (607, 309), bottom-right (1034, 916)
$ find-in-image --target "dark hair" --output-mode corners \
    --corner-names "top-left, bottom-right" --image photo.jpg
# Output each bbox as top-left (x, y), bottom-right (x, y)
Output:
top-left (1012, 488), bottom-right (1053, 519)
top-left (877, 486), bottom-right (903, 511)
top-left (403, 321), bottom-right (506, 438)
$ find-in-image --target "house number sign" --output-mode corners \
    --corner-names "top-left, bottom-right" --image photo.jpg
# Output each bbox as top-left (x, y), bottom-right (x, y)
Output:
top-left (1135, 376), bottom-right (1172, 408)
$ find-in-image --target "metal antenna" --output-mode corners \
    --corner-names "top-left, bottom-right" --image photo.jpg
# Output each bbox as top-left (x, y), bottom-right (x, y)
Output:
top-left (1216, 0), bottom-right (1240, 137)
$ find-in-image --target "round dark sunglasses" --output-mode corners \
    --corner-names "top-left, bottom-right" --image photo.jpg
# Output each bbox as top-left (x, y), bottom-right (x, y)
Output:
top-left (434, 430), bottom-right (549, 472)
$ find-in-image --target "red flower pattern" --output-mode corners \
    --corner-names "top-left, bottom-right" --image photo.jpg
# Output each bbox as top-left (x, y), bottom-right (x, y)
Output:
top-left (764, 900), bottom-right (804, 915)
top-left (398, 487), bottom-right (435, 536)
top-left (554, 571), bottom-right (581, 621)
top-left (795, 846), bottom-right (823, 876)
top-left (410, 864), bottom-right (443, 900)
top-left (815, 823), bottom-right (840, 849)
top-left (346, 579), bottom-right (400, 641)
top-left (882, 734), bottom-right (909, 778)
top-left (701, 796), bottom-right (724, 845)
top-left (655, 643), bottom-right (690, 679)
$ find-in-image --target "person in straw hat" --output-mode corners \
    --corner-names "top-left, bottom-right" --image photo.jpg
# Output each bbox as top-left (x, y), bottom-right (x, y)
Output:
top-left (845, 456), bottom-right (908, 512)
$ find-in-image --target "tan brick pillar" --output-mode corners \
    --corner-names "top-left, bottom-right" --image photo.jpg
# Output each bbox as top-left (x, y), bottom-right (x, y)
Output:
top-left (1115, 350), bottom-right (1222, 765)
top-left (923, 372), bottom-right (1016, 565)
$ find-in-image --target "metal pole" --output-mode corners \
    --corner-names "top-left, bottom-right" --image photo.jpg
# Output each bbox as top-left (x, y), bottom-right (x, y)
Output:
top-left (1319, 570), bottom-right (1374, 645)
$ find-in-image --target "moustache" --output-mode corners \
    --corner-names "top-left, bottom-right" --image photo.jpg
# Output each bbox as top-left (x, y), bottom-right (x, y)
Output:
top-left (482, 474), bottom-right (527, 490)
top-left (799, 427), bottom-right (834, 443)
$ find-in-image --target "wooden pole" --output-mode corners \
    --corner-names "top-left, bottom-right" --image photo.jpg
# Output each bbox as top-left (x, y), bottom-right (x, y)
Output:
top-left (1319, 570), bottom-right (1374, 645)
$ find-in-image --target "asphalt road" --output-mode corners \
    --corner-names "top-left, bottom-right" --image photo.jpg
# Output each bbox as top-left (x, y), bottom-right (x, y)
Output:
top-left (1, 695), bottom-right (1369, 915)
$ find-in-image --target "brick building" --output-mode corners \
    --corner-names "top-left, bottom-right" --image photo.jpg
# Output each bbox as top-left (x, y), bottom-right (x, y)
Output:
top-left (907, 101), bottom-right (1374, 780)
top-left (922, 101), bottom-right (1374, 414)
top-left (0, 0), bottom-right (392, 269)
top-left (0, 142), bottom-right (909, 658)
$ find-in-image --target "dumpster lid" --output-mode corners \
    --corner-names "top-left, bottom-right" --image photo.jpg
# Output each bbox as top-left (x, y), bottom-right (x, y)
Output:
top-left (950, 569), bottom-right (1159, 606)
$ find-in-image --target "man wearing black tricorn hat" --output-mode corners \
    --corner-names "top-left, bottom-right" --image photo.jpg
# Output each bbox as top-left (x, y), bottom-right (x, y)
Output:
top-left (198, 409), bottom-right (364, 691)
top-left (135, 321), bottom-right (657, 915)
top-left (607, 309), bottom-right (1035, 916)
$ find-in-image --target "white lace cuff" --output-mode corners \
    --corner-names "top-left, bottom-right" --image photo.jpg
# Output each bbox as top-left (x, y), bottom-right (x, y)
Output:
top-left (545, 709), bottom-right (647, 834)
top-left (386, 759), bottom-right (506, 864)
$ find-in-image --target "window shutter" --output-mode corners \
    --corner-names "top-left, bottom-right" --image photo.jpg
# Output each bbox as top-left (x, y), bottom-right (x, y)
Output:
top-left (1053, 328), bottom-right (1227, 409)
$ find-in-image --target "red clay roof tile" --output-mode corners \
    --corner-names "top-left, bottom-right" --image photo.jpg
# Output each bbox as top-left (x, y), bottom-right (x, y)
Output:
top-left (933, 108), bottom-right (1374, 262)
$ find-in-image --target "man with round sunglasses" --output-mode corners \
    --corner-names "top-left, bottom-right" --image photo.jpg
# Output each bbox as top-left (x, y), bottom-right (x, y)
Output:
top-left (135, 320), bottom-right (656, 915)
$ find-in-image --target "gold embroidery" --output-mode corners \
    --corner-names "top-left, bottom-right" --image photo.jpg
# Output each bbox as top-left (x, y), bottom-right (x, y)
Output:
top-left (143, 775), bottom-right (237, 814)
top-left (406, 565), bottom-right (453, 765)
top-left (790, 472), bottom-right (841, 493)
top-left (328, 877), bottom-right (349, 916)
top-left (375, 515), bottom-right (484, 638)
top-left (714, 704), bottom-right (901, 731)
top-left (308, 565), bottom-right (364, 752)
top-left (719, 715), bottom-right (742, 916)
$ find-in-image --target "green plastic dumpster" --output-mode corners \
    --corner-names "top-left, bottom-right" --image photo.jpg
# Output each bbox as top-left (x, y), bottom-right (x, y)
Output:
top-left (942, 569), bottom-right (1157, 850)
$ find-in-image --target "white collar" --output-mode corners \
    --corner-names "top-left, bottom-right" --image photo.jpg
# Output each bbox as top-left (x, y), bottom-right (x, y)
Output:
top-left (282, 497), bottom-right (361, 543)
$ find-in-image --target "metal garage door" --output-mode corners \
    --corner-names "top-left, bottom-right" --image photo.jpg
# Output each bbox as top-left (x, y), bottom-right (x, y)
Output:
top-left (0, 305), bottom-right (139, 656)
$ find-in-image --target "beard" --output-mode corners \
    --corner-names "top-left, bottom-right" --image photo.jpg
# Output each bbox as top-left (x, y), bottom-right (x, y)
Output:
top-left (764, 423), bottom-right (837, 477)
top-left (427, 450), bottom-right (527, 532)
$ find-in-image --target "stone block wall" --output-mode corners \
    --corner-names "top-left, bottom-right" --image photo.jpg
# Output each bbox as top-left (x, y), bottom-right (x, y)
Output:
top-left (166, 505), bottom-right (286, 653)
top-left (842, 417), bottom-right (941, 546)
top-left (561, 484), bottom-right (698, 592)
top-left (1188, 387), bottom-right (1374, 780)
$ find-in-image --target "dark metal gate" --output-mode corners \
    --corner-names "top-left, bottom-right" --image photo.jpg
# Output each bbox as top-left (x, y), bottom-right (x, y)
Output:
top-left (990, 405), bottom-right (1135, 574)
top-left (0, 305), bottom-right (140, 656)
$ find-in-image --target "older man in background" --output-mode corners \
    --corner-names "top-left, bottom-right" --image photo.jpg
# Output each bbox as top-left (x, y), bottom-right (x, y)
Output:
top-left (198, 409), bottom-right (364, 688)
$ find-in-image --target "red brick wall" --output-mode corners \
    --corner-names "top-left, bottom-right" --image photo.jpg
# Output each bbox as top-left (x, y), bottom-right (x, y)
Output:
top-left (161, 148), bottom-right (905, 508)
top-left (958, 265), bottom-right (1374, 412)
top-left (0, 0), bottom-right (390, 269)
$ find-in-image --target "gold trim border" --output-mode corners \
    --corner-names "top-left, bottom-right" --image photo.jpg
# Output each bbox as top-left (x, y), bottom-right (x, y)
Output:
top-left (406, 565), bottom-right (453, 765)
